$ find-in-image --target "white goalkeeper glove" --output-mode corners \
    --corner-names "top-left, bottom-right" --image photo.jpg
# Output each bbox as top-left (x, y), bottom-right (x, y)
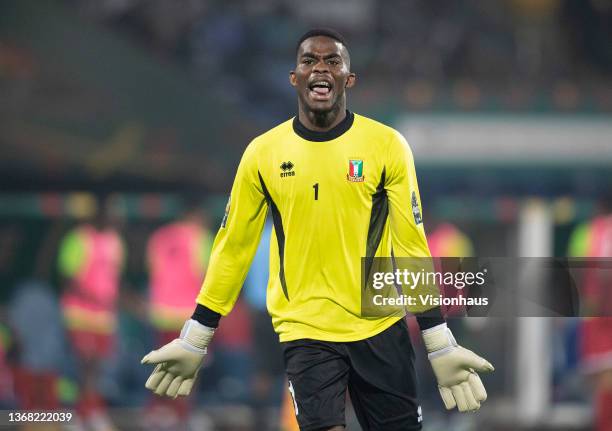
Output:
top-left (141, 319), bottom-right (214, 398)
top-left (422, 323), bottom-right (494, 412)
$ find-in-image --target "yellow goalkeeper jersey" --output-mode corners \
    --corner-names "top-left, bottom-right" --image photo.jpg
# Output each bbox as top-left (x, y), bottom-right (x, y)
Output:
top-left (197, 111), bottom-right (433, 342)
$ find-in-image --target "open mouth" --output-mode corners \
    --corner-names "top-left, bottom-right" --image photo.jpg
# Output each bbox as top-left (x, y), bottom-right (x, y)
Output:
top-left (308, 80), bottom-right (333, 101)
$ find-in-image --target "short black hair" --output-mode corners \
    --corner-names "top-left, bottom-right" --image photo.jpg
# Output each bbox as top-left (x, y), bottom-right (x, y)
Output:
top-left (296, 28), bottom-right (348, 53)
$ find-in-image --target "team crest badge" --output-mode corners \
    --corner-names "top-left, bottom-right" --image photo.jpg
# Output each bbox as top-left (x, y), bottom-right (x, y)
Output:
top-left (347, 159), bottom-right (364, 182)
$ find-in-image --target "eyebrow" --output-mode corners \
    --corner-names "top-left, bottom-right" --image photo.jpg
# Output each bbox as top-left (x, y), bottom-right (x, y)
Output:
top-left (300, 52), bottom-right (342, 60)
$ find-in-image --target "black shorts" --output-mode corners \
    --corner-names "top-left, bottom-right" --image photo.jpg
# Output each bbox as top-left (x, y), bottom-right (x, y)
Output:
top-left (282, 319), bottom-right (422, 431)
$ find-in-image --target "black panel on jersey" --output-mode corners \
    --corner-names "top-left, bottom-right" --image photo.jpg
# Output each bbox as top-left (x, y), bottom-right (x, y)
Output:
top-left (258, 171), bottom-right (289, 300)
top-left (364, 168), bottom-right (389, 283)
top-left (366, 168), bottom-right (388, 257)
top-left (292, 110), bottom-right (354, 142)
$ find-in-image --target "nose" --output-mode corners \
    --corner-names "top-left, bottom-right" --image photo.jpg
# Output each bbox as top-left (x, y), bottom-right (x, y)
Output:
top-left (312, 59), bottom-right (330, 74)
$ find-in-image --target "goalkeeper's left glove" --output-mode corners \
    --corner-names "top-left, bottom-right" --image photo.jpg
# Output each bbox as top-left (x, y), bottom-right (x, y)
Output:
top-left (422, 323), bottom-right (494, 412)
top-left (141, 319), bottom-right (214, 398)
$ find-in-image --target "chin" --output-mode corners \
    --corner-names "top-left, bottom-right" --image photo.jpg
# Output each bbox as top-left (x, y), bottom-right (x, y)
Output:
top-left (299, 92), bottom-right (342, 116)
top-left (309, 105), bottom-right (333, 114)
top-left (307, 100), bottom-right (339, 115)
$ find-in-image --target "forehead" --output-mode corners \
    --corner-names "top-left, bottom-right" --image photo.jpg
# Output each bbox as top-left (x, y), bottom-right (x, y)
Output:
top-left (298, 36), bottom-right (345, 57)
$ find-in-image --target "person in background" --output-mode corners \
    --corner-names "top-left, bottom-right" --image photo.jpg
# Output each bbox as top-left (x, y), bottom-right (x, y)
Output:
top-left (144, 203), bottom-right (213, 428)
top-left (9, 284), bottom-right (64, 431)
top-left (567, 206), bottom-right (612, 431)
top-left (8, 221), bottom-right (66, 431)
top-left (58, 197), bottom-right (125, 431)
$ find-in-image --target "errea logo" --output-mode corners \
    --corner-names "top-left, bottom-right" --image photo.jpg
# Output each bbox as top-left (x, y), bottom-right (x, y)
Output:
top-left (280, 161), bottom-right (295, 178)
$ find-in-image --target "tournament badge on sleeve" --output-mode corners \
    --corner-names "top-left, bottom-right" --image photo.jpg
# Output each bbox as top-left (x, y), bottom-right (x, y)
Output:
top-left (347, 159), bottom-right (365, 182)
top-left (221, 196), bottom-right (230, 228)
top-left (412, 191), bottom-right (422, 225)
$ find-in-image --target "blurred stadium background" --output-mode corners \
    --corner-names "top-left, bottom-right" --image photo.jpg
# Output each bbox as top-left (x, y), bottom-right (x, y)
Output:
top-left (1, 0), bottom-right (611, 430)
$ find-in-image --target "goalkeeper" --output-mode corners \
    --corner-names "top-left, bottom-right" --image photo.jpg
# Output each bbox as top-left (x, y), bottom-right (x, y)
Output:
top-left (142, 28), bottom-right (493, 431)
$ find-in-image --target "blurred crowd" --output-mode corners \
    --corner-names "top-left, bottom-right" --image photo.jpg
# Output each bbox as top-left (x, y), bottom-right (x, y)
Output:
top-left (2, 0), bottom-right (611, 193)
top-left (68, 0), bottom-right (612, 116)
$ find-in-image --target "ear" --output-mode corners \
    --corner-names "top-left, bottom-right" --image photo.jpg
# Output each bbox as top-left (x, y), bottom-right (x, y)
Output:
top-left (345, 73), bottom-right (356, 89)
top-left (289, 71), bottom-right (297, 87)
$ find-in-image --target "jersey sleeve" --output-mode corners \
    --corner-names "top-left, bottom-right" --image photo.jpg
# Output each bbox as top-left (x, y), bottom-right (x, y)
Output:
top-left (385, 131), bottom-right (439, 313)
top-left (385, 131), bottom-right (431, 258)
top-left (196, 141), bottom-right (268, 315)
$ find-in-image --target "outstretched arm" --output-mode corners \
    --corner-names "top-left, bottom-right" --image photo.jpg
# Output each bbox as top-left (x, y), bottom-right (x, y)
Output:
top-left (142, 141), bottom-right (268, 398)
top-left (385, 131), bottom-right (494, 412)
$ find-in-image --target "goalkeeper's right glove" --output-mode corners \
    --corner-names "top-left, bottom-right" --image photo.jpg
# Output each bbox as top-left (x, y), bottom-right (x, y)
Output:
top-left (141, 319), bottom-right (214, 398)
top-left (422, 323), bottom-right (494, 412)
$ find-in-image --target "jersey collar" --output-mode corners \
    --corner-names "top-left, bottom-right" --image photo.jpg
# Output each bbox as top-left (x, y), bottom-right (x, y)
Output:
top-left (292, 110), bottom-right (354, 142)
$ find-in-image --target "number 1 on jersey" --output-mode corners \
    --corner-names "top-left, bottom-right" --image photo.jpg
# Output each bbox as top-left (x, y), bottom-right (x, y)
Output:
top-left (313, 183), bottom-right (319, 200)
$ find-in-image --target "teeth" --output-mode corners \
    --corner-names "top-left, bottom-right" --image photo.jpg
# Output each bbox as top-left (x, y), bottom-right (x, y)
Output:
top-left (311, 81), bottom-right (330, 88)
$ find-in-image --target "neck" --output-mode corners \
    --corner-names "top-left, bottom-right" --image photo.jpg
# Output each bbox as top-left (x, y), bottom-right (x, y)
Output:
top-left (298, 102), bottom-right (346, 131)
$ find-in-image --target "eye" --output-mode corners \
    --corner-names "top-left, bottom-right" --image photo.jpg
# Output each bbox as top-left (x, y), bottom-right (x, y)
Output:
top-left (302, 58), bottom-right (315, 65)
top-left (327, 59), bottom-right (341, 66)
